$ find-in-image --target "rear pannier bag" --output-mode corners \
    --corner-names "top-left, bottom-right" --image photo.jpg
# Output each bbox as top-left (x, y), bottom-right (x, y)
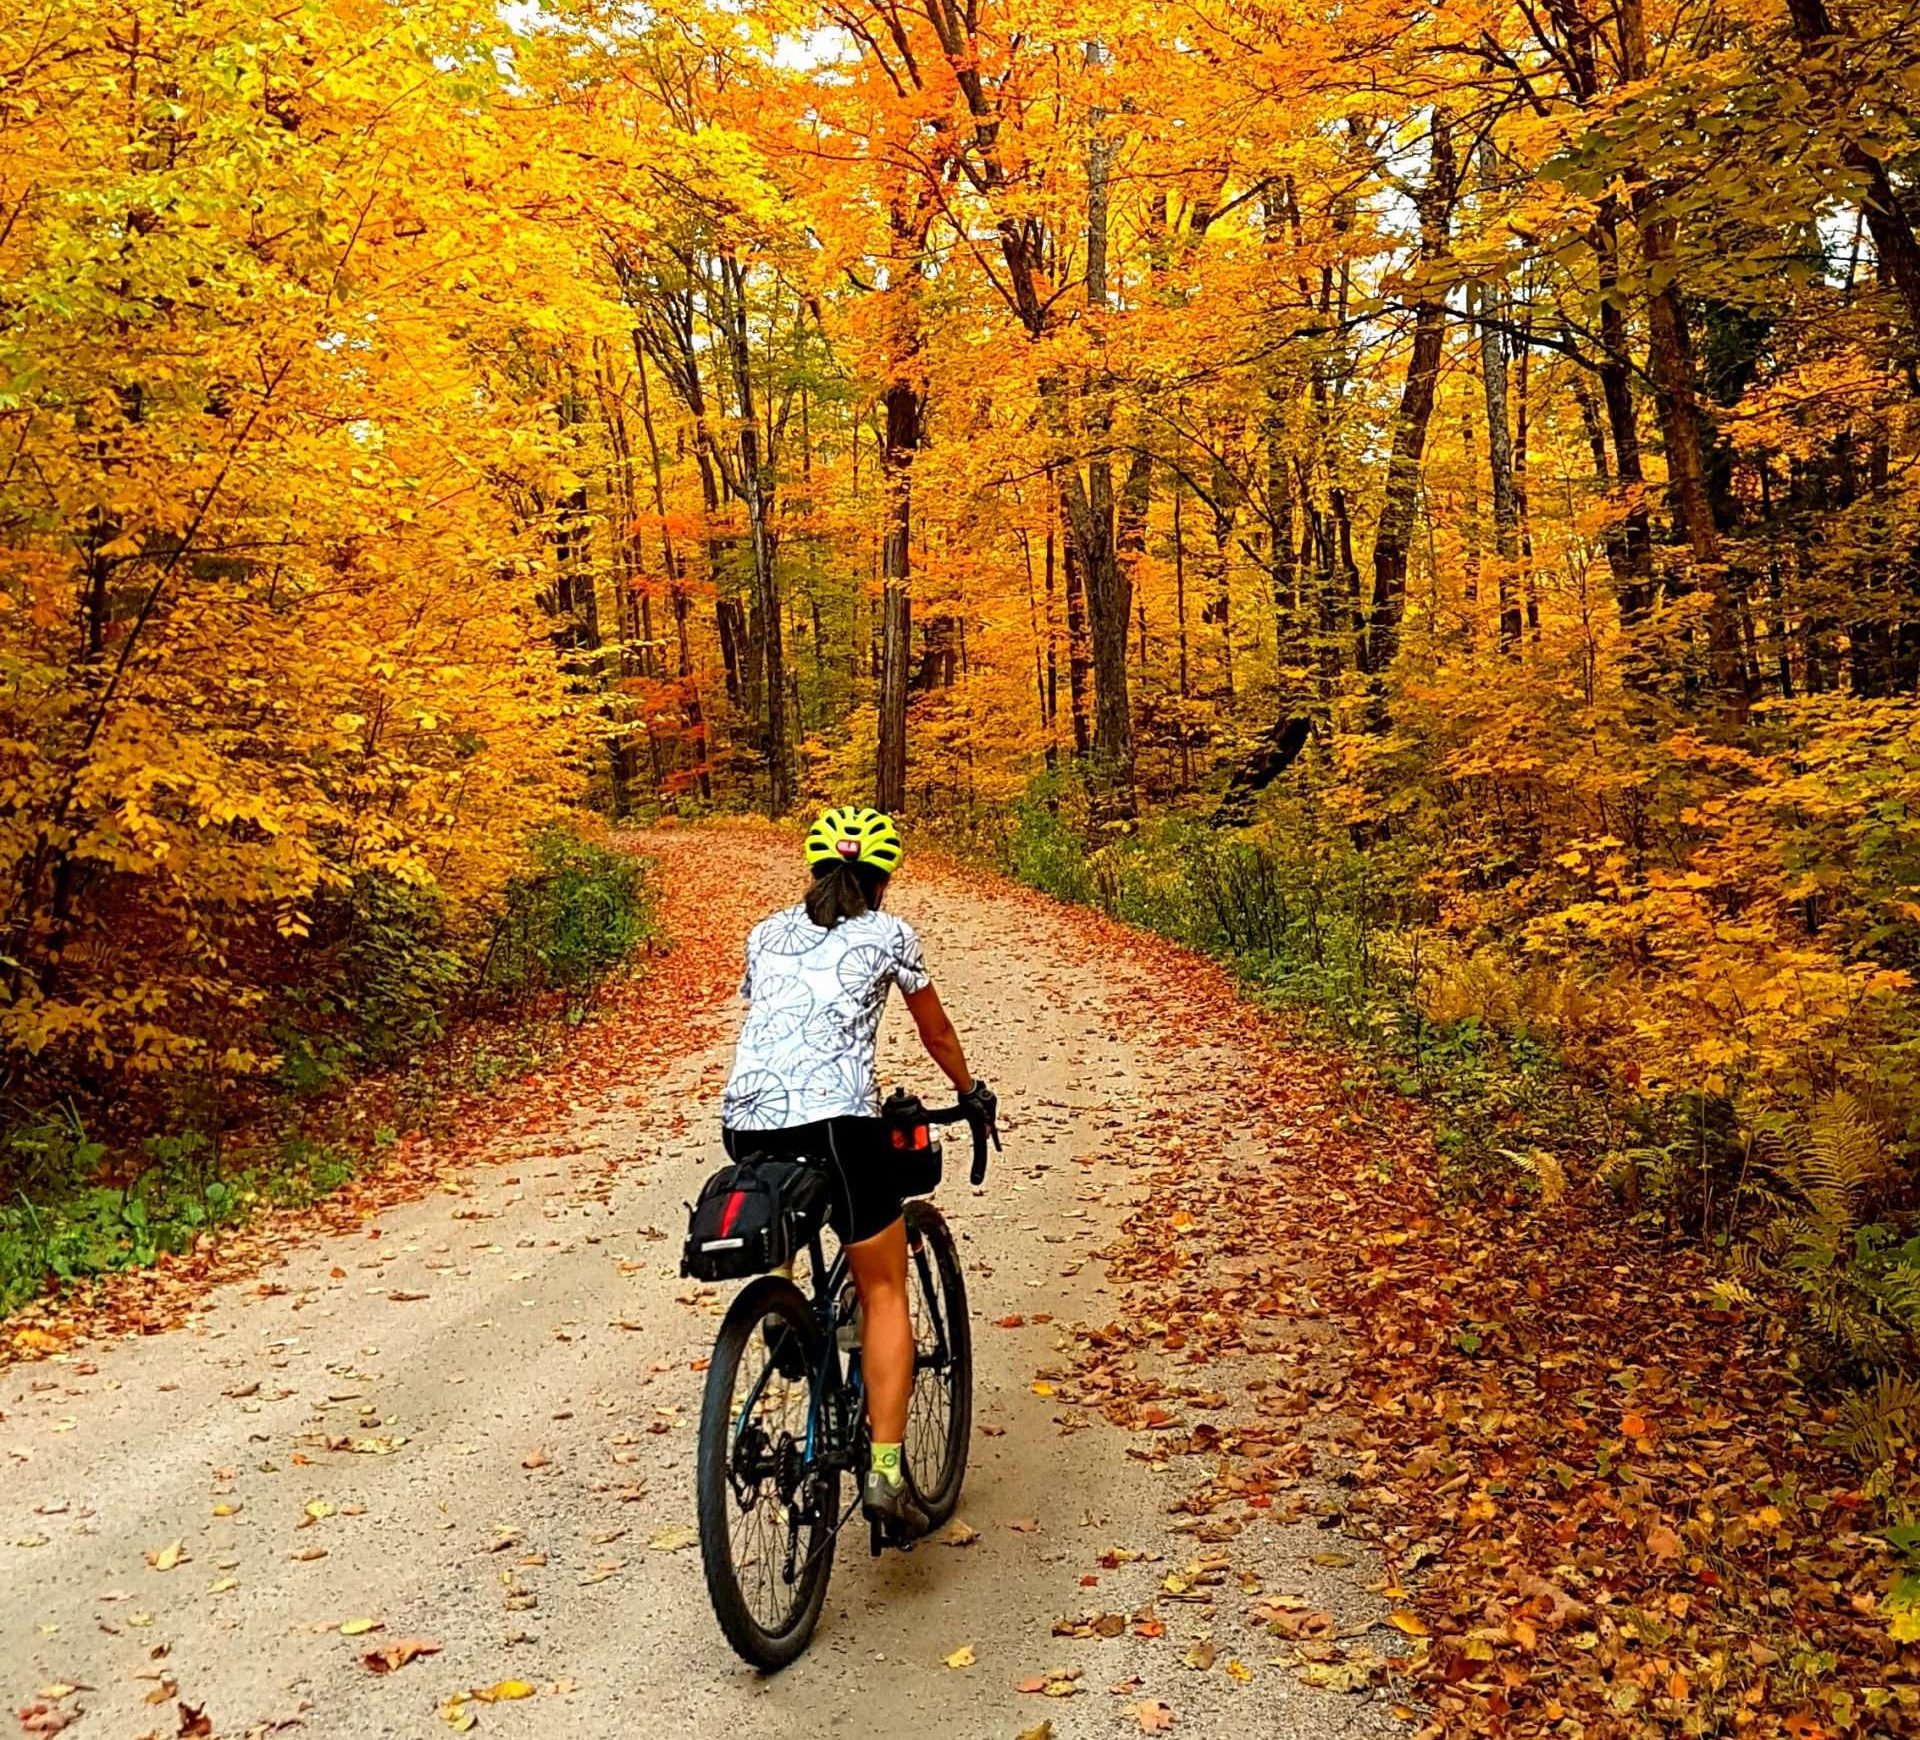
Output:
top-left (681, 1159), bottom-right (830, 1282)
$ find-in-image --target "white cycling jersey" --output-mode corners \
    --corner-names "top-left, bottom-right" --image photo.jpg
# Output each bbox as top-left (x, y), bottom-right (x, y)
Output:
top-left (721, 905), bottom-right (932, 1130)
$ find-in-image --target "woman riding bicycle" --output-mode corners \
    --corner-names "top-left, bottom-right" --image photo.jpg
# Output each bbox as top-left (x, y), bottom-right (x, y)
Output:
top-left (721, 805), bottom-right (993, 1537)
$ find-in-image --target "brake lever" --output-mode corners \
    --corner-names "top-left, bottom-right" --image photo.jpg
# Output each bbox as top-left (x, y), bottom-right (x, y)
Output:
top-left (969, 1117), bottom-right (989, 1188)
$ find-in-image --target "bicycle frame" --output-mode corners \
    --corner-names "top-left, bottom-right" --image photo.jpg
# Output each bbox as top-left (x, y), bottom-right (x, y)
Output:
top-left (727, 1215), bottom-right (956, 1557)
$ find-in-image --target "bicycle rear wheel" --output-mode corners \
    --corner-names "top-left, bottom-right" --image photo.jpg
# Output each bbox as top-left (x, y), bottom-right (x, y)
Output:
top-left (902, 1200), bottom-right (972, 1525)
top-left (696, 1277), bottom-right (838, 1670)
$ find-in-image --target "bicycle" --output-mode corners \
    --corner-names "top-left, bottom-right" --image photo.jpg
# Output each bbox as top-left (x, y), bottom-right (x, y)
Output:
top-left (691, 1095), bottom-right (999, 1670)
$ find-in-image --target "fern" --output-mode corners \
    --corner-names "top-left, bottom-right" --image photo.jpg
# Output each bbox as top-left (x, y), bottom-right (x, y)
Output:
top-left (1834, 1373), bottom-right (1920, 1471)
top-left (1719, 1092), bottom-right (1919, 1376)
top-left (1795, 1091), bottom-right (1891, 1214)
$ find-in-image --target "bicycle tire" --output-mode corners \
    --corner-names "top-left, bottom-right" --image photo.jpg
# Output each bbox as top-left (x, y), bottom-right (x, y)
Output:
top-left (696, 1276), bottom-right (838, 1670)
top-left (902, 1200), bottom-right (972, 1525)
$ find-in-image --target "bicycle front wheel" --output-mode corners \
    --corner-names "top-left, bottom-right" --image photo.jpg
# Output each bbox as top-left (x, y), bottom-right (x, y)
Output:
top-left (903, 1199), bottom-right (973, 1525)
top-left (696, 1277), bottom-right (838, 1670)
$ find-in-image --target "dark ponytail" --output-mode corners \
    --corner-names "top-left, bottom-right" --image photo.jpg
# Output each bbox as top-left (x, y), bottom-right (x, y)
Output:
top-left (805, 860), bottom-right (888, 928)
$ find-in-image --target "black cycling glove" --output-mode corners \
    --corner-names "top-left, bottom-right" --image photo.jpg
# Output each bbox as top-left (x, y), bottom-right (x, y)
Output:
top-left (960, 1078), bottom-right (997, 1124)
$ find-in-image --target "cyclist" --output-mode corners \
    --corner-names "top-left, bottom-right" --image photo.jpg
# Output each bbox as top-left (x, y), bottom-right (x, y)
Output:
top-left (721, 805), bottom-right (993, 1537)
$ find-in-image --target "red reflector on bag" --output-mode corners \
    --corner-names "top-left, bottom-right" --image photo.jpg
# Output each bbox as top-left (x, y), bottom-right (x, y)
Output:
top-left (718, 1188), bottom-right (747, 1237)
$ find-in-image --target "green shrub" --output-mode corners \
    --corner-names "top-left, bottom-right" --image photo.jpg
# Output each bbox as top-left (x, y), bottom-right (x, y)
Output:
top-left (0, 1125), bottom-right (254, 1314)
top-left (341, 875), bottom-right (468, 1062)
top-left (476, 826), bottom-right (654, 1014)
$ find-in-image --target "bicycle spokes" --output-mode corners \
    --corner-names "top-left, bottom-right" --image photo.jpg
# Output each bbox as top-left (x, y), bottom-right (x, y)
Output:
top-left (723, 1314), bottom-right (819, 1634)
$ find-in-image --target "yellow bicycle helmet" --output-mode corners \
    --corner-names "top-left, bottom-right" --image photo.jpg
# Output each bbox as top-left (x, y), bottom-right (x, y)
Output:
top-left (805, 805), bottom-right (904, 875)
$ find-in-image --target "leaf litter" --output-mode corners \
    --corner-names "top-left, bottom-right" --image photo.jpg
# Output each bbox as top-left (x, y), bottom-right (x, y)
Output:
top-left (1034, 893), bottom-right (1920, 1734)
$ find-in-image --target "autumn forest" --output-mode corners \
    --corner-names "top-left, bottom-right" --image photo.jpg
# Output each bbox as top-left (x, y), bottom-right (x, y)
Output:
top-left (7, 0), bottom-right (1920, 1719)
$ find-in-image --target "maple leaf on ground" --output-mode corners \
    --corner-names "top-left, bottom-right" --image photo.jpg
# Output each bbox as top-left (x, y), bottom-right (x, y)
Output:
top-left (362, 1637), bottom-right (441, 1674)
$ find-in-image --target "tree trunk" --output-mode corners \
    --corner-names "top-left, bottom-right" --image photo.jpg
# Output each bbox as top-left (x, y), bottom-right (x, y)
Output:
top-left (1620, 0), bottom-right (1750, 713)
top-left (1364, 107), bottom-right (1457, 678)
top-left (876, 367), bottom-right (920, 813)
top-left (875, 176), bottom-right (924, 814)
top-left (1785, 0), bottom-right (1920, 351)
top-left (721, 255), bottom-right (791, 812)
top-left (1065, 40), bottom-right (1137, 817)
top-left (1062, 518), bottom-right (1093, 757)
top-left (634, 348), bottom-right (710, 799)
top-left (1474, 280), bottom-right (1523, 653)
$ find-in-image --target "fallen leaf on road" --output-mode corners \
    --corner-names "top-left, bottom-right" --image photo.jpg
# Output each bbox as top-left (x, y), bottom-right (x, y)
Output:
top-left (1183, 1637), bottom-right (1216, 1671)
top-left (1136, 1700), bottom-right (1175, 1732)
top-left (995, 1315), bottom-right (1026, 1328)
top-left (1016, 1725), bottom-right (1054, 1740)
top-left (1294, 1654), bottom-right (1377, 1693)
top-left (289, 1547), bottom-right (327, 1562)
top-left (1014, 1668), bottom-right (1085, 1698)
top-left (1225, 1659), bottom-right (1252, 1684)
top-left (340, 1618), bottom-right (382, 1636)
top-left (144, 1542), bottom-right (187, 1572)
top-left (362, 1636), bottom-right (441, 1674)
top-left (18, 1706), bottom-right (77, 1735)
top-left (177, 1702), bottom-right (212, 1737)
top-left (521, 1446), bottom-right (550, 1470)
top-left (940, 1518), bottom-right (980, 1547)
top-left (387, 1290), bottom-right (430, 1303)
top-left (944, 1646), bottom-right (976, 1670)
top-left (207, 1577), bottom-right (238, 1594)
top-left (472, 1680), bottom-right (535, 1702)
top-left (440, 1694), bottom-right (476, 1732)
top-left (1387, 1609), bottom-right (1429, 1637)
top-left (1009, 1517), bottom-right (1038, 1533)
top-left (299, 1500), bottom-right (333, 1528)
top-left (648, 1527), bottom-right (698, 1552)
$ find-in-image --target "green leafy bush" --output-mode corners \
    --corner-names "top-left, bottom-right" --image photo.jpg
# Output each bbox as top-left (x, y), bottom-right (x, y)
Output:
top-left (476, 827), bottom-right (654, 1014)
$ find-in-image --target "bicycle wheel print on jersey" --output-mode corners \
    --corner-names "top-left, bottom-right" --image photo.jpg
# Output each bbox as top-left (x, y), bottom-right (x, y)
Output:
top-left (682, 805), bottom-right (999, 1668)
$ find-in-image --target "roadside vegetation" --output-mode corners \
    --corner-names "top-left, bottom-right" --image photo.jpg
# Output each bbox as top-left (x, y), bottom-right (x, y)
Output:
top-left (997, 775), bottom-right (1920, 1644)
top-left (0, 828), bottom-right (653, 1317)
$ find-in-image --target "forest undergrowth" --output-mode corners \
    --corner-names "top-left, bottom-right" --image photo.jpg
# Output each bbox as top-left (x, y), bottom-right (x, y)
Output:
top-left (0, 827), bottom-right (654, 1326)
top-left (983, 777), bottom-right (1920, 1693)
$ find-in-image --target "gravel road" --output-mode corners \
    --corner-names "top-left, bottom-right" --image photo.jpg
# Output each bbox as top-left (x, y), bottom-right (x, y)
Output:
top-left (3, 833), bottom-right (1398, 1739)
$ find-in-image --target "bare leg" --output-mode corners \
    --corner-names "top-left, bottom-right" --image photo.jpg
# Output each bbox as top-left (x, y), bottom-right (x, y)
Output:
top-left (844, 1217), bottom-right (911, 1445)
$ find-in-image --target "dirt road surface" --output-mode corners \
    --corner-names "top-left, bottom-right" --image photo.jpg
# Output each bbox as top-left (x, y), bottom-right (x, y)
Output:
top-left (3, 831), bottom-right (1400, 1739)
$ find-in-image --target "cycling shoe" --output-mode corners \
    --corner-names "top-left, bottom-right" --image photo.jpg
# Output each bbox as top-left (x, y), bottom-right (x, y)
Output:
top-left (861, 1470), bottom-right (929, 1540)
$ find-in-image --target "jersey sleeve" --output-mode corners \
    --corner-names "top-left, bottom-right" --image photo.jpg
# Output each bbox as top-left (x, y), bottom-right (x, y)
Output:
top-left (889, 917), bottom-right (932, 996)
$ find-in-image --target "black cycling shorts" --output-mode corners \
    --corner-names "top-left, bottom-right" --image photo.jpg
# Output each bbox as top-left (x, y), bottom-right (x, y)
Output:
top-left (720, 1117), bottom-right (902, 1246)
